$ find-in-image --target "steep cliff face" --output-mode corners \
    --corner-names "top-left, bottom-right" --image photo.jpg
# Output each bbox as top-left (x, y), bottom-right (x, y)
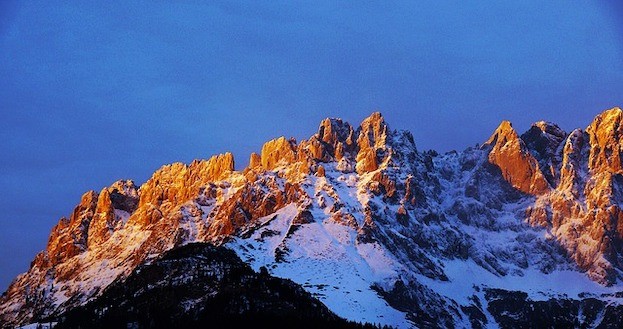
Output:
top-left (356, 112), bottom-right (389, 174)
top-left (561, 108), bottom-right (623, 283)
top-left (2, 110), bottom-right (623, 328)
top-left (260, 137), bottom-right (297, 171)
top-left (483, 121), bottom-right (550, 195)
top-left (138, 153), bottom-right (234, 211)
top-left (31, 180), bottom-right (140, 270)
top-left (87, 180), bottom-right (139, 249)
top-left (43, 190), bottom-right (98, 267)
top-left (515, 107), bottom-right (623, 284)
top-left (587, 108), bottom-right (623, 174)
top-left (558, 128), bottom-right (588, 195)
top-left (0, 154), bottom-right (237, 327)
top-left (297, 118), bottom-right (356, 164)
top-left (520, 121), bottom-right (566, 186)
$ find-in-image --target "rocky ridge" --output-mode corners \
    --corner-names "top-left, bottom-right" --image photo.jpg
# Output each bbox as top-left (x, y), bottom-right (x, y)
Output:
top-left (2, 109), bottom-right (623, 328)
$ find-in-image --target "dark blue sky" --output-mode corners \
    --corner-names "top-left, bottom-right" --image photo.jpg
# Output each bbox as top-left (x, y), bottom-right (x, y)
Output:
top-left (1, 1), bottom-right (622, 291)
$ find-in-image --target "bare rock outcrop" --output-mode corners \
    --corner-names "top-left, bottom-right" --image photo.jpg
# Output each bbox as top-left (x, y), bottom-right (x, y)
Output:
top-left (260, 137), bottom-right (297, 170)
top-left (317, 117), bottom-right (356, 161)
top-left (356, 112), bottom-right (390, 174)
top-left (87, 180), bottom-right (139, 248)
top-left (520, 121), bottom-right (566, 186)
top-left (248, 152), bottom-right (262, 169)
top-left (41, 190), bottom-right (98, 267)
top-left (586, 107), bottom-right (623, 174)
top-left (484, 121), bottom-right (550, 195)
top-left (137, 153), bottom-right (234, 211)
top-left (558, 129), bottom-right (588, 195)
top-left (522, 108), bottom-right (623, 284)
top-left (207, 179), bottom-right (305, 237)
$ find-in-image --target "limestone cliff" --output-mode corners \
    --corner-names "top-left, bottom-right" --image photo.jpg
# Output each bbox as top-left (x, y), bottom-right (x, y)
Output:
top-left (483, 121), bottom-right (551, 195)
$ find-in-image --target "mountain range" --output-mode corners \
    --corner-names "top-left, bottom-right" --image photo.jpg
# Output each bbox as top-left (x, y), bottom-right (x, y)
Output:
top-left (2, 109), bottom-right (623, 328)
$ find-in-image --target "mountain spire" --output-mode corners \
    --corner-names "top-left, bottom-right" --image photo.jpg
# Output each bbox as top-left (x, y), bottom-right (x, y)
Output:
top-left (484, 120), bottom-right (550, 195)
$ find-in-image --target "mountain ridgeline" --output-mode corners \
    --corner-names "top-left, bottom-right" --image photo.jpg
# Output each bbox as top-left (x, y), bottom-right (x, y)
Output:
top-left (2, 109), bottom-right (623, 328)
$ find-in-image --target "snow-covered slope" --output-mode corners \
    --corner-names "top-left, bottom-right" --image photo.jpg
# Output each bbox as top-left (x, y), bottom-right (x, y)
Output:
top-left (2, 110), bottom-right (623, 328)
top-left (53, 243), bottom-right (357, 328)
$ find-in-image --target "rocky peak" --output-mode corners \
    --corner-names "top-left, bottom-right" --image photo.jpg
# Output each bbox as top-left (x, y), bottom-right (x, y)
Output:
top-left (255, 114), bottom-right (395, 175)
top-left (106, 180), bottom-right (139, 213)
top-left (80, 190), bottom-right (99, 208)
top-left (107, 180), bottom-right (139, 197)
top-left (138, 152), bottom-right (234, 210)
top-left (312, 117), bottom-right (356, 161)
top-left (357, 112), bottom-right (388, 150)
top-left (484, 120), bottom-right (515, 146)
top-left (586, 107), bottom-right (623, 173)
top-left (521, 121), bottom-right (567, 148)
top-left (579, 108), bottom-right (623, 282)
top-left (355, 112), bottom-right (390, 173)
top-left (193, 152), bottom-right (235, 180)
top-left (87, 180), bottom-right (140, 248)
top-left (484, 121), bottom-right (550, 195)
top-left (558, 129), bottom-right (588, 195)
top-left (248, 152), bottom-right (262, 169)
top-left (317, 117), bottom-right (355, 147)
top-left (533, 121), bottom-right (566, 137)
top-left (8, 108), bottom-right (623, 328)
top-left (44, 190), bottom-right (99, 266)
top-left (520, 121), bottom-right (567, 186)
top-left (260, 136), bottom-right (297, 170)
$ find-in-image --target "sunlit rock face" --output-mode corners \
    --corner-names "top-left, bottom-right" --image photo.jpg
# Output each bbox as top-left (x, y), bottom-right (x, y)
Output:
top-left (483, 121), bottom-right (550, 195)
top-left (572, 108), bottom-right (623, 282)
top-left (517, 107), bottom-right (623, 284)
top-left (248, 152), bottom-right (262, 169)
top-left (138, 152), bottom-right (234, 209)
top-left (587, 108), bottom-right (623, 173)
top-left (87, 180), bottom-right (139, 248)
top-left (43, 190), bottom-right (99, 267)
top-left (318, 117), bottom-right (356, 160)
top-left (298, 117), bottom-right (356, 163)
top-left (356, 112), bottom-right (389, 174)
top-left (260, 136), bottom-right (297, 171)
top-left (3, 109), bottom-right (623, 328)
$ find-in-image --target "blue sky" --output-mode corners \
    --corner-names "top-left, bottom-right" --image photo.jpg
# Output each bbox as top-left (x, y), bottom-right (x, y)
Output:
top-left (1, 1), bottom-right (622, 291)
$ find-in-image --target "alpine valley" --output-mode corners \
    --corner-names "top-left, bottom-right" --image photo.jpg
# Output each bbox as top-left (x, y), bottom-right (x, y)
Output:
top-left (2, 109), bottom-right (623, 328)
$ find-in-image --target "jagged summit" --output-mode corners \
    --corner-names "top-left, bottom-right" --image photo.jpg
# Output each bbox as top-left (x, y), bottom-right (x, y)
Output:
top-left (484, 120), bottom-right (516, 146)
top-left (589, 106), bottom-right (623, 126)
top-left (3, 108), bottom-right (623, 328)
top-left (357, 112), bottom-right (388, 146)
top-left (586, 107), bottom-right (623, 174)
top-left (317, 117), bottom-right (355, 146)
top-left (259, 136), bottom-right (297, 170)
top-left (532, 120), bottom-right (566, 137)
top-left (520, 121), bottom-right (566, 186)
top-left (483, 120), bottom-right (550, 195)
top-left (246, 112), bottom-right (407, 177)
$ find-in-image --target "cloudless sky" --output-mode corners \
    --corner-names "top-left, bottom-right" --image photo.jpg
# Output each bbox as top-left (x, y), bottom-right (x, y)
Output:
top-left (1, 1), bottom-right (623, 291)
